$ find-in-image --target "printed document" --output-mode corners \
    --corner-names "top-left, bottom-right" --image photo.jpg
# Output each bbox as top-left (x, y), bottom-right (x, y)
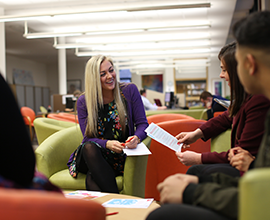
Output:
top-left (102, 198), bottom-right (154, 208)
top-left (123, 142), bottom-right (152, 156)
top-left (145, 123), bottom-right (182, 152)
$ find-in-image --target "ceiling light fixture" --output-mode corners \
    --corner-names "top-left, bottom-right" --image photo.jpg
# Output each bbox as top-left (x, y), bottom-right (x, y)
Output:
top-left (24, 23), bottom-right (210, 39)
top-left (0, 3), bottom-right (210, 23)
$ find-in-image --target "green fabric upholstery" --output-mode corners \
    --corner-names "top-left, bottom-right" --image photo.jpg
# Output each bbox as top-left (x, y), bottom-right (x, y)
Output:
top-left (145, 109), bottom-right (208, 120)
top-left (239, 168), bottom-right (270, 220)
top-left (35, 125), bottom-right (151, 197)
top-left (211, 129), bottom-right (231, 152)
top-left (34, 117), bottom-right (76, 144)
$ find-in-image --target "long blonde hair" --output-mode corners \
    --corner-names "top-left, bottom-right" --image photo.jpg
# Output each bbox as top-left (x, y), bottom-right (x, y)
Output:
top-left (84, 55), bottom-right (127, 138)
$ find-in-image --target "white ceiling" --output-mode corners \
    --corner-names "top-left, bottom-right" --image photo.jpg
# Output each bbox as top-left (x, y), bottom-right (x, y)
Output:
top-left (2, 0), bottom-right (254, 73)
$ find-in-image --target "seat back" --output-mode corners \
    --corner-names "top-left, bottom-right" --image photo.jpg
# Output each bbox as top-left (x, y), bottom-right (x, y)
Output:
top-left (47, 113), bottom-right (79, 123)
top-left (214, 111), bottom-right (225, 117)
top-left (20, 106), bottom-right (36, 125)
top-left (34, 117), bottom-right (76, 144)
top-left (147, 113), bottom-right (194, 124)
top-left (40, 106), bottom-right (48, 114)
top-left (145, 119), bottom-right (211, 201)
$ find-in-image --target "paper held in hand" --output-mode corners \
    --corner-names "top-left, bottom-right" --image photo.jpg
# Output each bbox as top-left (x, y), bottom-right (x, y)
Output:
top-left (145, 123), bottom-right (183, 152)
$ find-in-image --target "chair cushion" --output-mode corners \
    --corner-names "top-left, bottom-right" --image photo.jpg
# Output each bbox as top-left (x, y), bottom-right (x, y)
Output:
top-left (49, 169), bottom-right (123, 191)
top-left (49, 169), bottom-right (86, 190)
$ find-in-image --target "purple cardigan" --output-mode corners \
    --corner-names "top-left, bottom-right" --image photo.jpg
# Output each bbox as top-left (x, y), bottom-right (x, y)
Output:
top-left (200, 94), bottom-right (270, 164)
top-left (68, 83), bottom-right (148, 165)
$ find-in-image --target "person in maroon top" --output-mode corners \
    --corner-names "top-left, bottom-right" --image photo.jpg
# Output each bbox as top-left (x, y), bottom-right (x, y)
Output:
top-left (176, 42), bottom-right (270, 177)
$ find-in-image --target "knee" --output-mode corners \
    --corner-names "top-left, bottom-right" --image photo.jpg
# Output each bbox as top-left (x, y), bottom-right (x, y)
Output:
top-left (186, 165), bottom-right (202, 175)
top-left (82, 142), bottom-right (99, 155)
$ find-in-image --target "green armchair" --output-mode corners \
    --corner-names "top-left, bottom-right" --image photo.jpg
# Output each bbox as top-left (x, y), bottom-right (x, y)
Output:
top-left (35, 125), bottom-right (151, 197)
top-left (239, 167), bottom-right (270, 220)
top-left (34, 117), bottom-right (76, 144)
top-left (211, 129), bottom-right (232, 153)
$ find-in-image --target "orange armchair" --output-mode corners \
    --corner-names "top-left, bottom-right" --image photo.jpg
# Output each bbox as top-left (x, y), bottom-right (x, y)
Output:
top-left (147, 113), bottom-right (195, 124)
top-left (0, 188), bottom-right (106, 220)
top-left (145, 119), bottom-right (210, 201)
top-left (214, 111), bottom-right (225, 117)
top-left (47, 113), bottom-right (79, 123)
top-left (20, 106), bottom-right (36, 141)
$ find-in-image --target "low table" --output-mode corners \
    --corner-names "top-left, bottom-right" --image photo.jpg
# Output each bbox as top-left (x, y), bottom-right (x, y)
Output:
top-left (65, 191), bottom-right (160, 220)
top-left (93, 193), bottom-right (160, 220)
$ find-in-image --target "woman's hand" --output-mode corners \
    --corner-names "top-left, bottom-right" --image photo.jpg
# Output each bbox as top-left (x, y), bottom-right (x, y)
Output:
top-left (229, 147), bottom-right (255, 172)
top-left (175, 129), bottom-right (204, 149)
top-left (106, 140), bottom-right (124, 154)
top-left (124, 135), bottom-right (140, 149)
top-left (176, 150), bottom-right (202, 166)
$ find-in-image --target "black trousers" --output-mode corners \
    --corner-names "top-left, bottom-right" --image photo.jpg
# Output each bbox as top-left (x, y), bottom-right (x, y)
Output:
top-left (146, 204), bottom-right (232, 220)
top-left (186, 164), bottom-right (240, 177)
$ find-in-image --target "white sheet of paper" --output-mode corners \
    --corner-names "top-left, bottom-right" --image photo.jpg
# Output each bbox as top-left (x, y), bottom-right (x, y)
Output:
top-left (123, 142), bottom-right (152, 156)
top-left (102, 198), bottom-right (154, 208)
top-left (145, 123), bottom-right (182, 152)
top-left (65, 190), bottom-right (108, 199)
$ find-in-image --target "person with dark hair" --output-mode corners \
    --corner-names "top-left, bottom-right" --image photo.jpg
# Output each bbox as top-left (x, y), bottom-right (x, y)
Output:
top-left (0, 73), bottom-right (61, 192)
top-left (140, 89), bottom-right (167, 110)
top-left (146, 10), bottom-right (270, 220)
top-left (199, 90), bottom-right (228, 120)
top-left (175, 41), bottom-right (270, 178)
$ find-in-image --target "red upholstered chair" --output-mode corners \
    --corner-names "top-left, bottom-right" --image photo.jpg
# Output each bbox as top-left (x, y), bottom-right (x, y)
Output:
top-left (145, 119), bottom-right (211, 201)
top-left (214, 111), bottom-right (225, 118)
top-left (0, 189), bottom-right (106, 220)
top-left (20, 106), bottom-right (36, 141)
top-left (47, 113), bottom-right (79, 123)
top-left (147, 113), bottom-right (195, 124)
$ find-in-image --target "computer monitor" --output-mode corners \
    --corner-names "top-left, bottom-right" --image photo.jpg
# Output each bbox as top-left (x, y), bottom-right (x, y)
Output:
top-left (66, 97), bottom-right (77, 109)
top-left (164, 92), bottom-right (174, 108)
top-left (164, 92), bottom-right (171, 102)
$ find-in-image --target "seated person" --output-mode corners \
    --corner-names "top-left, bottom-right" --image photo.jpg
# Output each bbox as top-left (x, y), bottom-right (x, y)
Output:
top-left (176, 42), bottom-right (270, 178)
top-left (140, 89), bottom-right (167, 110)
top-left (146, 11), bottom-right (270, 220)
top-left (0, 73), bottom-right (61, 192)
top-left (67, 55), bottom-right (148, 193)
top-left (200, 91), bottom-right (228, 120)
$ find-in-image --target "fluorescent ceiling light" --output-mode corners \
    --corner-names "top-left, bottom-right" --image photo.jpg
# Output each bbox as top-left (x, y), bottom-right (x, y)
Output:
top-left (114, 58), bottom-right (210, 66)
top-left (75, 32), bottom-right (210, 44)
top-left (75, 48), bottom-right (211, 58)
top-left (55, 38), bottom-right (210, 49)
top-left (24, 24), bottom-right (210, 39)
top-left (96, 53), bottom-right (212, 61)
top-left (0, 3), bottom-right (210, 22)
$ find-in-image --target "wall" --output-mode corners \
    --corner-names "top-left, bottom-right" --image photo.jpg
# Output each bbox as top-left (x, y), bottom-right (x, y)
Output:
top-left (6, 55), bottom-right (47, 86)
top-left (207, 56), bottom-right (230, 98)
top-left (6, 53), bottom-right (230, 109)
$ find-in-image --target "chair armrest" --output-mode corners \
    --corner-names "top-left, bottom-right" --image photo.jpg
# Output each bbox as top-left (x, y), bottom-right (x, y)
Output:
top-left (199, 108), bottom-right (208, 120)
top-left (211, 129), bottom-right (231, 153)
top-left (122, 136), bottom-right (152, 198)
top-left (35, 125), bottom-right (82, 178)
top-left (239, 168), bottom-right (270, 220)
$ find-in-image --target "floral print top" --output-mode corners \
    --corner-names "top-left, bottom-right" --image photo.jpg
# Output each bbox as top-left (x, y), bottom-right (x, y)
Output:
top-left (97, 100), bottom-right (128, 143)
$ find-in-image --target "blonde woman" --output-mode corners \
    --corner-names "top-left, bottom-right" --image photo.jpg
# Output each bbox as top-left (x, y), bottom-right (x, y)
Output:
top-left (67, 55), bottom-right (148, 193)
